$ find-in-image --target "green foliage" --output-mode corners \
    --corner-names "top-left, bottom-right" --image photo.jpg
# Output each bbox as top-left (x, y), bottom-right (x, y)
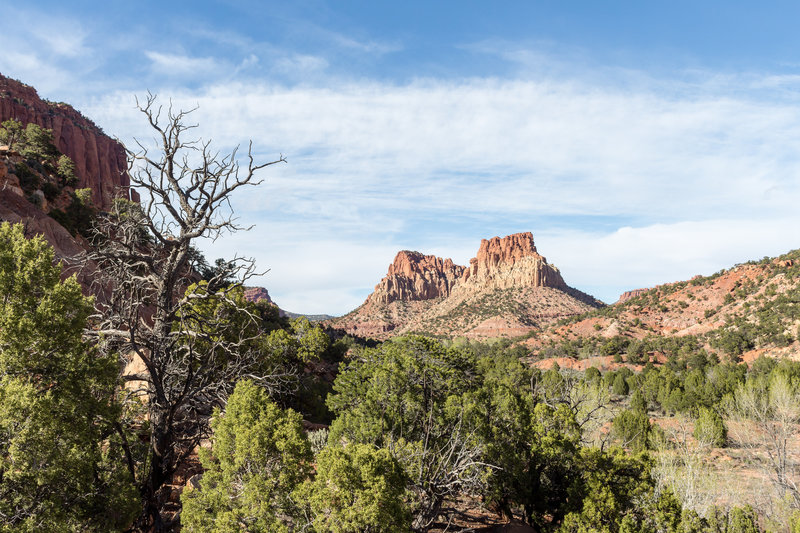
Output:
top-left (558, 449), bottom-right (670, 533)
top-left (41, 180), bottom-right (59, 200)
top-left (20, 123), bottom-right (58, 161)
top-left (295, 443), bottom-right (411, 532)
top-left (474, 353), bottom-right (581, 527)
top-left (290, 316), bottom-right (331, 361)
top-left (328, 336), bottom-right (477, 446)
top-left (722, 506), bottom-right (760, 533)
top-left (48, 188), bottom-right (96, 238)
top-left (693, 407), bottom-right (727, 447)
top-left (612, 409), bottom-right (652, 453)
top-left (0, 119), bottom-right (23, 149)
top-left (613, 373), bottom-right (630, 396)
top-left (630, 389), bottom-right (647, 413)
top-left (585, 366), bottom-right (601, 382)
top-left (328, 336), bottom-right (483, 529)
top-left (56, 154), bottom-right (78, 186)
top-left (0, 223), bottom-right (137, 531)
top-left (13, 161), bottom-right (39, 192)
top-left (181, 380), bottom-right (312, 532)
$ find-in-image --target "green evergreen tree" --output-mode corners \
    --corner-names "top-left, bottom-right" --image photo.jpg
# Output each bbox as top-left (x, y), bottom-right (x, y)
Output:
top-left (56, 154), bottom-right (78, 186)
top-left (726, 505), bottom-right (760, 533)
top-left (630, 390), bottom-right (647, 413)
top-left (612, 409), bottom-right (652, 452)
top-left (20, 123), bottom-right (58, 160)
top-left (693, 407), bottom-right (727, 447)
top-left (295, 443), bottom-right (411, 532)
top-left (0, 119), bottom-right (23, 150)
top-left (327, 336), bottom-right (486, 530)
top-left (181, 380), bottom-right (312, 532)
top-left (613, 373), bottom-right (630, 396)
top-left (0, 222), bottom-right (137, 532)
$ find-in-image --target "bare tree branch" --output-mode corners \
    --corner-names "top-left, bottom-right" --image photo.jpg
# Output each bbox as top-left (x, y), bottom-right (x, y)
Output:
top-left (87, 95), bottom-right (288, 531)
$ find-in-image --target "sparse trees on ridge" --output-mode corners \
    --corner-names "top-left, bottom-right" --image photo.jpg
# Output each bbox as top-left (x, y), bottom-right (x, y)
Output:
top-left (88, 94), bottom-right (287, 530)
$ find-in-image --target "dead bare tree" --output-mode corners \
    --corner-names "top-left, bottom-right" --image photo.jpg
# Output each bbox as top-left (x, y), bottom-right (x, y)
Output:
top-left (726, 372), bottom-right (800, 513)
top-left (88, 94), bottom-right (287, 531)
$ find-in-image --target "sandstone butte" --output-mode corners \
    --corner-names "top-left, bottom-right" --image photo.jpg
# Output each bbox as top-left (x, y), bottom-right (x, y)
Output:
top-left (243, 286), bottom-right (276, 305)
top-left (0, 72), bottom-right (135, 211)
top-left (328, 232), bottom-right (603, 339)
top-left (374, 251), bottom-right (466, 304)
top-left (616, 288), bottom-right (651, 304)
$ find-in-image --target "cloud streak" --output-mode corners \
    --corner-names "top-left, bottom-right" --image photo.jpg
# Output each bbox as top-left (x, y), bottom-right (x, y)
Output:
top-left (4, 9), bottom-right (798, 316)
top-left (78, 65), bottom-right (800, 314)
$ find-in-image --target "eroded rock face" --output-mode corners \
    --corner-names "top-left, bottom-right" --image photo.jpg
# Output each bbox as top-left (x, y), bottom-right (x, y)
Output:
top-left (371, 251), bottom-right (466, 304)
top-left (329, 232), bottom-right (601, 339)
top-left (0, 74), bottom-right (133, 210)
top-left (461, 232), bottom-right (567, 290)
top-left (616, 288), bottom-right (650, 304)
top-left (243, 286), bottom-right (275, 305)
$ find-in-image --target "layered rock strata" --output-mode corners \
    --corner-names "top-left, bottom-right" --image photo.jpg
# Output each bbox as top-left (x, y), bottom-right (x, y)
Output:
top-left (371, 251), bottom-right (465, 304)
top-left (243, 286), bottom-right (276, 305)
top-left (329, 232), bottom-right (602, 339)
top-left (616, 288), bottom-right (651, 304)
top-left (0, 73), bottom-right (134, 210)
top-left (460, 232), bottom-right (566, 290)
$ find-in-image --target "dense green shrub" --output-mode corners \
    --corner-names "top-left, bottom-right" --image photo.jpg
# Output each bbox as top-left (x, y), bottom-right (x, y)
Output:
top-left (295, 443), bottom-right (410, 532)
top-left (693, 407), bottom-right (727, 447)
top-left (0, 223), bottom-right (137, 531)
top-left (612, 409), bottom-right (652, 452)
top-left (56, 154), bottom-right (78, 186)
top-left (613, 373), bottom-right (630, 396)
top-left (13, 162), bottom-right (39, 192)
top-left (181, 380), bottom-right (312, 532)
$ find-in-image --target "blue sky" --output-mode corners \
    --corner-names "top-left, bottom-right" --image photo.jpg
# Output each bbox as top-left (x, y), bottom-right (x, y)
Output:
top-left (3, 1), bottom-right (800, 314)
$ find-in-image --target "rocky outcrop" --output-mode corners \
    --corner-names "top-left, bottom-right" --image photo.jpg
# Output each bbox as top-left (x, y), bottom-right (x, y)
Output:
top-left (370, 251), bottom-right (465, 304)
top-left (460, 232), bottom-right (566, 290)
top-left (616, 288), bottom-right (651, 304)
top-left (329, 232), bottom-right (603, 339)
top-left (0, 73), bottom-right (133, 210)
top-left (243, 286), bottom-right (276, 305)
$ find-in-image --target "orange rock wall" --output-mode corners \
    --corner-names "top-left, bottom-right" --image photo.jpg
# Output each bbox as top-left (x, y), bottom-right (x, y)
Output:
top-left (0, 74), bottom-right (133, 210)
top-left (372, 250), bottom-right (466, 304)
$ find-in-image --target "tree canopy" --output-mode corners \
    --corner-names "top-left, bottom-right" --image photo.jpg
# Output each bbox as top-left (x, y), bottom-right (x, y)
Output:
top-left (0, 222), bottom-right (137, 531)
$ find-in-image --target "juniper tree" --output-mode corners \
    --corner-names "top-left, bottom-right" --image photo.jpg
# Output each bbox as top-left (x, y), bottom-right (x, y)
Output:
top-left (0, 223), bottom-right (137, 531)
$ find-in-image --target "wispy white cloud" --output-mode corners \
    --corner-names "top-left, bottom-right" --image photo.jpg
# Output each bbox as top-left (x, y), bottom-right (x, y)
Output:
top-left (83, 66), bottom-right (800, 314)
top-left (330, 33), bottom-right (402, 56)
top-left (0, 18), bottom-right (785, 316)
top-left (538, 216), bottom-right (800, 304)
top-left (273, 54), bottom-right (329, 76)
top-left (144, 51), bottom-right (224, 77)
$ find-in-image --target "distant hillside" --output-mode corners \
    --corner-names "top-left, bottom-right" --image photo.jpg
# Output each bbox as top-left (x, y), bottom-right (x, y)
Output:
top-left (328, 232), bottom-right (603, 339)
top-left (524, 249), bottom-right (800, 367)
top-left (0, 73), bottom-right (137, 292)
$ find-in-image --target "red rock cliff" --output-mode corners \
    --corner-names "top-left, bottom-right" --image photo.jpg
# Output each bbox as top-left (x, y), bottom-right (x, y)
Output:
top-left (243, 286), bottom-right (276, 305)
top-left (461, 232), bottom-right (567, 290)
top-left (0, 73), bottom-right (133, 210)
top-left (370, 250), bottom-right (466, 304)
top-left (616, 288), bottom-right (650, 304)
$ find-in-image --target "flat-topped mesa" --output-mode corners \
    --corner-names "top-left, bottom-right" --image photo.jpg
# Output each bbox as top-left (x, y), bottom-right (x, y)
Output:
top-left (0, 73), bottom-right (134, 210)
top-left (462, 232), bottom-right (567, 290)
top-left (243, 286), bottom-right (276, 305)
top-left (371, 250), bottom-right (466, 305)
top-left (616, 288), bottom-right (650, 304)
